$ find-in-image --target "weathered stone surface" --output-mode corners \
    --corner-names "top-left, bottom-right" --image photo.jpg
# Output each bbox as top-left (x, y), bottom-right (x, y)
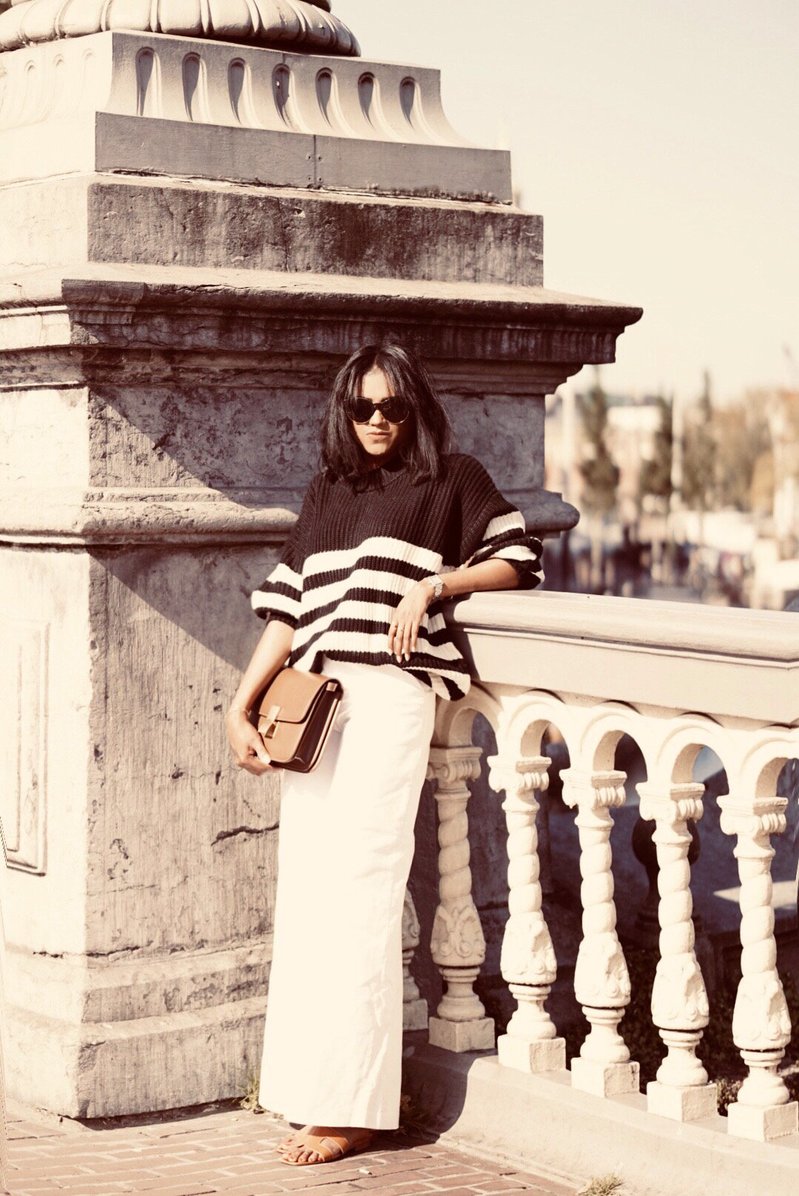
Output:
top-left (0, 176), bottom-right (543, 284)
top-left (0, 533), bottom-right (284, 1114)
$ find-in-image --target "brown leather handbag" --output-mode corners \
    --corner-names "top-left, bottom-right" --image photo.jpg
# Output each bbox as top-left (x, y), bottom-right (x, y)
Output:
top-left (252, 667), bottom-right (343, 772)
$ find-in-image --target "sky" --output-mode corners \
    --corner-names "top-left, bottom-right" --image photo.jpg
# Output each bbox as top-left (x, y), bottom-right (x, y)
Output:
top-left (335, 0), bottom-right (799, 405)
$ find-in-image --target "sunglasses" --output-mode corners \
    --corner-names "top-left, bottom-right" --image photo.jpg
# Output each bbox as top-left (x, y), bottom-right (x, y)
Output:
top-left (346, 395), bottom-right (411, 425)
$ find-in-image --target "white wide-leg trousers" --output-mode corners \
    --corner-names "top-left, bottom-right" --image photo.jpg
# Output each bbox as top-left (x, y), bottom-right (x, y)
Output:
top-left (258, 660), bottom-right (436, 1129)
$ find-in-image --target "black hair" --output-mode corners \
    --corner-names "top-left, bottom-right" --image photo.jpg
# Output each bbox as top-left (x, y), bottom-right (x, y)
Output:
top-left (320, 343), bottom-right (451, 485)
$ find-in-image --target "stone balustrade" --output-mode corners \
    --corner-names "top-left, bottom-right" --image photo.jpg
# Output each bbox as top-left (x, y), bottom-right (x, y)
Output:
top-left (402, 590), bottom-right (798, 1170)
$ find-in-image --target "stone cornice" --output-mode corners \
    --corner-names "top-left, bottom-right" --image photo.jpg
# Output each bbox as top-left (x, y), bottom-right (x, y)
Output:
top-left (0, 0), bottom-right (357, 55)
top-left (0, 265), bottom-right (643, 381)
top-left (0, 30), bottom-right (508, 198)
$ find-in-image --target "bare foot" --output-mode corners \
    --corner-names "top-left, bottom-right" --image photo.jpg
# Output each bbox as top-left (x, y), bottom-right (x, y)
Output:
top-left (279, 1125), bottom-right (375, 1166)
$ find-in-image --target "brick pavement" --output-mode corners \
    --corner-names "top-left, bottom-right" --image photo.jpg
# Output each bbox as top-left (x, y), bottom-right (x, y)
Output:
top-left (4, 1099), bottom-right (583, 1196)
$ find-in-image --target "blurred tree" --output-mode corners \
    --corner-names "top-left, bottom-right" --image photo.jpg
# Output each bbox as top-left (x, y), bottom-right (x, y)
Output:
top-left (714, 392), bottom-right (771, 510)
top-left (578, 369), bottom-right (620, 516)
top-left (638, 394), bottom-right (673, 507)
top-left (681, 371), bottom-right (716, 512)
top-left (750, 449), bottom-right (775, 514)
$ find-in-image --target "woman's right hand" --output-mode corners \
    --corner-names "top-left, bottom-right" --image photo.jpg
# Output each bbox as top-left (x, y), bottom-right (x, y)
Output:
top-left (225, 709), bottom-right (275, 776)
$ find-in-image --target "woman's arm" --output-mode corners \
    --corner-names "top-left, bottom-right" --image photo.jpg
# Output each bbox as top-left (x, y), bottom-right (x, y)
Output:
top-left (388, 558), bottom-right (518, 662)
top-left (225, 619), bottom-right (294, 775)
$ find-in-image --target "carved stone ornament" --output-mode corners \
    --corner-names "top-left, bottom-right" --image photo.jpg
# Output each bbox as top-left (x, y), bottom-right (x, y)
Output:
top-left (500, 912), bottom-right (557, 986)
top-left (430, 901), bottom-right (486, 967)
top-left (0, 0), bottom-right (360, 55)
top-left (574, 930), bottom-right (631, 1009)
top-left (651, 952), bottom-right (709, 1031)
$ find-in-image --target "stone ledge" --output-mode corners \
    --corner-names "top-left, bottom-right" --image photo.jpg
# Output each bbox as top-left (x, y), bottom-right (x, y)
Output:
top-left (0, 487), bottom-right (300, 546)
top-left (402, 1046), bottom-right (799, 1196)
top-left (0, 486), bottom-right (578, 545)
top-left (2, 937), bottom-right (273, 1023)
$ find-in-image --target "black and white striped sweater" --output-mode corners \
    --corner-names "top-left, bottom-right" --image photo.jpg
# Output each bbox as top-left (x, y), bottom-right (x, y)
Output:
top-left (251, 453), bottom-right (543, 700)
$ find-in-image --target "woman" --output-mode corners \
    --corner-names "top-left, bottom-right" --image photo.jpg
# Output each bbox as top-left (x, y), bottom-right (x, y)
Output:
top-left (225, 343), bottom-right (543, 1167)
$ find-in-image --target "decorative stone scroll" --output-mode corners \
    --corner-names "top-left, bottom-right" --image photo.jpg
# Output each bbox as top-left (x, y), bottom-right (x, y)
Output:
top-left (426, 744), bottom-right (494, 1052)
top-left (0, 0), bottom-right (359, 55)
top-left (561, 767), bottom-right (640, 1097)
top-left (487, 753), bottom-right (566, 1074)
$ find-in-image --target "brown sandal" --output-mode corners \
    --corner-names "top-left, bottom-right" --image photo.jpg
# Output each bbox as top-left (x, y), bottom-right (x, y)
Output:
top-left (279, 1128), bottom-right (374, 1166)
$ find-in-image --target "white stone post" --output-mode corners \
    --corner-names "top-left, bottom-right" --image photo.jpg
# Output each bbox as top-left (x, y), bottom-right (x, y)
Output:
top-left (638, 781), bottom-right (717, 1121)
top-left (426, 745), bottom-right (494, 1052)
top-left (719, 794), bottom-right (799, 1142)
top-left (562, 768), bottom-right (640, 1096)
top-left (402, 888), bottom-right (428, 1032)
top-left (487, 754), bottom-right (566, 1073)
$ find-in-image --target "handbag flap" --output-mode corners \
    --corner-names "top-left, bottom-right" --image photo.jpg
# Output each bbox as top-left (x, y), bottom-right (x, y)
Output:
top-left (255, 668), bottom-right (332, 725)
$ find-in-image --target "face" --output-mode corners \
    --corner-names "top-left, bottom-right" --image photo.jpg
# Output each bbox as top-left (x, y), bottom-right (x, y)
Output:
top-left (350, 366), bottom-right (412, 463)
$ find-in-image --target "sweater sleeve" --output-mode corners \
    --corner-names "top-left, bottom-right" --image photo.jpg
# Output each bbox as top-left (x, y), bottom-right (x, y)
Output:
top-left (250, 475), bottom-right (319, 627)
top-left (455, 456), bottom-right (544, 590)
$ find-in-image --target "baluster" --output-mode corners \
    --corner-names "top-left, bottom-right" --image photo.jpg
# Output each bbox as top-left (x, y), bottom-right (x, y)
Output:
top-left (488, 754), bottom-right (566, 1073)
top-left (562, 768), bottom-right (639, 1096)
top-left (639, 781), bottom-right (717, 1121)
top-left (401, 888), bottom-right (428, 1031)
top-left (719, 793), bottom-right (799, 1142)
top-left (426, 745), bottom-right (494, 1051)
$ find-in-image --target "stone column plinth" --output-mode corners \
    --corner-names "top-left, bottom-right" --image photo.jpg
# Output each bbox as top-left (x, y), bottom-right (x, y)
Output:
top-left (0, 20), bottom-right (641, 1117)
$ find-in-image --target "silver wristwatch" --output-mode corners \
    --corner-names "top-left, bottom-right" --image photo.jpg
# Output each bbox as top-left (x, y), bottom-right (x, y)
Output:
top-left (423, 574), bottom-right (445, 600)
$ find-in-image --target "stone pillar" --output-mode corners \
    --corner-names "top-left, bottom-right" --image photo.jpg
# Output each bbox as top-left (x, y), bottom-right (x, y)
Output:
top-left (639, 781), bottom-right (717, 1122)
top-left (719, 793), bottom-right (799, 1142)
top-left (487, 754), bottom-right (566, 1075)
top-left (561, 768), bottom-right (640, 1098)
top-left (0, 6), bottom-right (642, 1116)
top-left (426, 745), bottom-right (494, 1051)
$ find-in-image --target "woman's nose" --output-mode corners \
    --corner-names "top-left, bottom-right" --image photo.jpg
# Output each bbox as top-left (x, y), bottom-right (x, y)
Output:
top-left (368, 406), bottom-right (388, 426)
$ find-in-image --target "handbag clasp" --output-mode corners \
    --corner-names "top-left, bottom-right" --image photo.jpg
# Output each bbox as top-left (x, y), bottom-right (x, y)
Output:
top-left (260, 704), bottom-right (282, 739)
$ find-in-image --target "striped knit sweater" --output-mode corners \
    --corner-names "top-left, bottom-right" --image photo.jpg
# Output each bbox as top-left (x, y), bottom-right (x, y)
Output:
top-left (251, 453), bottom-right (543, 700)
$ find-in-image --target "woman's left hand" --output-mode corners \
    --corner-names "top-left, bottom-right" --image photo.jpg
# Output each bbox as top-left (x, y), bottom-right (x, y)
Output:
top-left (388, 581), bottom-right (435, 662)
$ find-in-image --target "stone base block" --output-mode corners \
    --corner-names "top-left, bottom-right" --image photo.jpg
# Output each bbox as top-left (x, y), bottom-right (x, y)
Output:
top-left (726, 1099), bottom-right (799, 1143)
top-left (6, 994), bottom-right (267, 1119)
top-left (570, 1056), bottom-right (641, 1097)
top-left (428, 1016), bottom-right (495, 1053)
top-left (646, 1080), bottom-right (718, 1122)
top-left (403, 998), bottom-right (429, 1033)
top-left (497, 1033), bottom-right (567, 1074)
top-left (2, 941), bottom-right (272, 1117)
